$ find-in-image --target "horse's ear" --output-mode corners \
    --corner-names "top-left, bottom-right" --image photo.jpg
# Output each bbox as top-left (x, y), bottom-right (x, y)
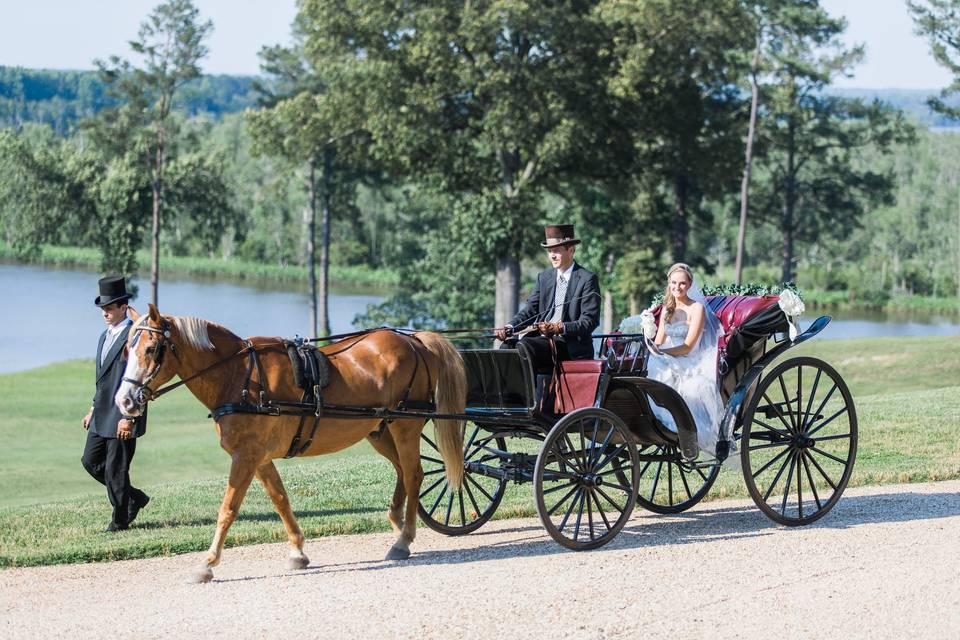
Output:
top-left (127, 306), bottom-right (140, 321)
top-left (148, 303), bottom-right (161, 324)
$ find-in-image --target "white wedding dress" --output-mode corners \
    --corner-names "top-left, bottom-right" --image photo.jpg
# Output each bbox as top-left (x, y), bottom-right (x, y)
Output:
top-left (644, 300), bottom-right (727, 457)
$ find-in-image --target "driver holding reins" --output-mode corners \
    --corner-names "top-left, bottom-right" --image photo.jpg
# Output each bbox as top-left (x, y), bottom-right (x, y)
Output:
top-left (495, 224), bottom-right (601, 374)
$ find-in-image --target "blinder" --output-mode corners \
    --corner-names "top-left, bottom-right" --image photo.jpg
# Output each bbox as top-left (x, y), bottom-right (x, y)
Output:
top-left (123, 318), bottom-right (178, 406)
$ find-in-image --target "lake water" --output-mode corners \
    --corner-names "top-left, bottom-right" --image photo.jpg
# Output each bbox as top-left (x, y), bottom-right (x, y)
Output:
top-left (0, 263), bottom-right (385, 374)
top-left (0, 263), bottom-right (958, 374)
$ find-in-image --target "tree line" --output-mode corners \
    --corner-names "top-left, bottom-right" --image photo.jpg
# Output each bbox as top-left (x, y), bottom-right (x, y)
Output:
top-left (1, 0), bottom-right (959, 337)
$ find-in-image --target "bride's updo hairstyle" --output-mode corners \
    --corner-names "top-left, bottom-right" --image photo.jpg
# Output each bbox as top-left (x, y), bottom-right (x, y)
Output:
top-left (663, 262), bottom-right (694, 324)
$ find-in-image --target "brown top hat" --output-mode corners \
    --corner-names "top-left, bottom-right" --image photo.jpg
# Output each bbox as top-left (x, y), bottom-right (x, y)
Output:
top-left (541, 224), bottom-right (581, 248)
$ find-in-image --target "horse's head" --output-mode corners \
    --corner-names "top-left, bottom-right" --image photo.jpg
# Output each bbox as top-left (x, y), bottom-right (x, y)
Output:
top-left (115, 304), bottom-right (180, 416)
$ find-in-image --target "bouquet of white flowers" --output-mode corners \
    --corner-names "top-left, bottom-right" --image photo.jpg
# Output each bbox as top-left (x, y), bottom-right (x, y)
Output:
top-left (640, 308), bottom-right (658, 340)
top-left (778, 289), bottom-right (805, 340)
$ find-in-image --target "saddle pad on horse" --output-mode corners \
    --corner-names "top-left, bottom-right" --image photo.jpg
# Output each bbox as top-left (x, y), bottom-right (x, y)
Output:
top-left (283, 340), bottom-right (331, 392)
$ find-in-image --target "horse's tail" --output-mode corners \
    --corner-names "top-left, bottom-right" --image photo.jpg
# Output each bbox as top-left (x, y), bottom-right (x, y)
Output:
top-left (414, 331), bottom-right (466, 491)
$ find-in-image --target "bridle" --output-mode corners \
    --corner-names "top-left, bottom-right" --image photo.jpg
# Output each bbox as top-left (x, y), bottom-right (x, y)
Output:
top-left (122, 318), bottom-right (178, 406)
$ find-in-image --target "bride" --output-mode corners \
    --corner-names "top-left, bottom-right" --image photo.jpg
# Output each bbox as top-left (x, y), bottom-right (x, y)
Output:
top-left (644, 263), bottom-right (727, 457)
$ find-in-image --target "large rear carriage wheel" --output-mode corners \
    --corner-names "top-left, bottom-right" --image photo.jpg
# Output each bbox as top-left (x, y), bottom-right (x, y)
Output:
top-left (741, 356), bottom-right (857, 526)
top-left (534, 408), bottom-right (639, 550)
top-left (418, 422), bottom-right (507, 535)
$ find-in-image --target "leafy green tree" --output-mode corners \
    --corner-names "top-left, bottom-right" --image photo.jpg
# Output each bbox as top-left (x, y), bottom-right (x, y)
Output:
top-left (749, 5), bottom-right (914, 282)
top-left (300, 0), bottom-right (631, 328)
top-left (910, 0), bottom-right (960, 119)
top-left (95, 0), bottom-right (213, 306)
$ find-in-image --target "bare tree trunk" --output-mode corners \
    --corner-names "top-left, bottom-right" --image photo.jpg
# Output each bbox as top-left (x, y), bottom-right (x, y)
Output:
top-left (319, 148), bottom-right (332, 337)
top-left (603, 290), bottom-right (613, 334)
top-left (495, 258), bottom-right (520, 328)
top-left (150, 128), bottom-right (164, 308)
top-left (781, 120), bottom-right (796, 283)
top-left (306, 157), bottom-right (318, 339)
top-left (735, 35), bottom-right (762, 285)
top-left (672, 178), bottom-right (689, 264)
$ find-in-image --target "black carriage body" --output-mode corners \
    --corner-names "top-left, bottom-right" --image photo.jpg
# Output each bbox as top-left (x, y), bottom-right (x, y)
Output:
top-left (419, 294), bottom-right (856, 546)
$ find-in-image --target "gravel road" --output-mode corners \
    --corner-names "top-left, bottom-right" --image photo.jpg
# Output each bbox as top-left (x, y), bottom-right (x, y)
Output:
top-left (2, 480), bottom-right (958, 639)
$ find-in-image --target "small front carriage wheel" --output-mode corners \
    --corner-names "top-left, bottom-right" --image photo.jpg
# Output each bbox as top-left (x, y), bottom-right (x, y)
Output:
top-left (741, 356), bottom-right (857, 526)
top-left (534, 408), bottom-right (639, 550)
top-left (418, 422), bottom-right (508, 535)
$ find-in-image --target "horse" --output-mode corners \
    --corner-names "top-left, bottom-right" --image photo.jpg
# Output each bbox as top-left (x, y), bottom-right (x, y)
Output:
top-left (115, 304), bottom-right (466, 583)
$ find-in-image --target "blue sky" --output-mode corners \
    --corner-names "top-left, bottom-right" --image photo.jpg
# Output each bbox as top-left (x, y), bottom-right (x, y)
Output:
top-left (0, 0), bottom-right (953, 88)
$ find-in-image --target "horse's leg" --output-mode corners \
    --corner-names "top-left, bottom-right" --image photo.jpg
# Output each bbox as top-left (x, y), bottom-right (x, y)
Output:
top-left (385, 420), bottom-right (427, 561)
top-left (366, 426), bottom-right (406, 534)
top-left (192, 454), bottom-right (258, 583)
top-left (255, 460), bottom-right (309, 570)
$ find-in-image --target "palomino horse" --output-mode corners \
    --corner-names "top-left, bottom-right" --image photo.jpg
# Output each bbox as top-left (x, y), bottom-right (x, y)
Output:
top-left (115, 304), bottom-right (465, 583)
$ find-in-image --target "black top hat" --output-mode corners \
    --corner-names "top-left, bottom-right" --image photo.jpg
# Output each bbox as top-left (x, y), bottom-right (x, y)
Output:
top-left (541, 224), bottom-right (581, 248)
top-left (94, 276), bottom-right (132, 307)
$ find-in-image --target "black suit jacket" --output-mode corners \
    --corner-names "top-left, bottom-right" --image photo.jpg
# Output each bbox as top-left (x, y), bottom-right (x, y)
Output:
top-left (91, 324), bottom-right (147, 439)
top-left (509, 262), bottom-right (601, 359)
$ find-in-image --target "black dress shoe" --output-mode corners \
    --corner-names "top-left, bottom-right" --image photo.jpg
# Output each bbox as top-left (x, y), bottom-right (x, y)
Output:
top-left (128, 493), bottom-right (150, 525)
top-left (104, 521), bottom-right (129, 533)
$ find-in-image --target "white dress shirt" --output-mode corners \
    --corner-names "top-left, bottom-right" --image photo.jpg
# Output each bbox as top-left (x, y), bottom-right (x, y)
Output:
top-left (100, 318), bottom-right (132, 365)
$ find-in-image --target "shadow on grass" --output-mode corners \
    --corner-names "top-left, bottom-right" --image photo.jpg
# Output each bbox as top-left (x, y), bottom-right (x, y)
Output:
top-left (211, 489), bottom-right (960, 583)
top-left (130, 506), bottom-right (383, 531)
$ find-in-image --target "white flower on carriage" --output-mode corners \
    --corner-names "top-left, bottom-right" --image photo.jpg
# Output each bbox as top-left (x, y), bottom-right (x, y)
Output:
top-left (640, 309), bottom-right (658, 339)
top-left (778, 289), bottom-right (805, 318)
top-left (778, 289), bottom-right (805, 341)
top-left (618, 314), bottom-right (643, 335)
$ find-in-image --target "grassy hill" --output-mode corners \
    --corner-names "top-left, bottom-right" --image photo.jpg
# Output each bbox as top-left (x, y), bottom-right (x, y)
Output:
top-left (0, 335), bottom-right (957, 566)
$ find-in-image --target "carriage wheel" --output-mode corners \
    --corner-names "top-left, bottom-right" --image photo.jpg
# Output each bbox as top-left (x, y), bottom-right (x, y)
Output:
top-left (741, 356), bottom-right (857, 526)
top-left (632, 445), bottom-right (721, 514)
top-left (417, 422), bottom-right (507, 535)
top-left (534, 408), bottom-right (639, 550)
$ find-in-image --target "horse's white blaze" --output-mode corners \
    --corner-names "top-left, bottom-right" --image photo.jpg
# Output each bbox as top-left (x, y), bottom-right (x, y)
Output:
top-left (114, 320), bottom-right (150, 416)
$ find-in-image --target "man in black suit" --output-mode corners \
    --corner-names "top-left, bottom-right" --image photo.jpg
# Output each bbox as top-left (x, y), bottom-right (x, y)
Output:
top-left (80, 276), bottom-right (149, 532)
top-left (495, 224), bottom-right (601, 373)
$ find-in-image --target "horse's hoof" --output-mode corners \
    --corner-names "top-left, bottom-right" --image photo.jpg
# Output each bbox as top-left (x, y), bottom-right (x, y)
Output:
top-left (287, 554), bottom-right (310, 570)
top-left (385, 544), bottom-right (411, 561)
top-left (189, 567), bottom-right (214, 584)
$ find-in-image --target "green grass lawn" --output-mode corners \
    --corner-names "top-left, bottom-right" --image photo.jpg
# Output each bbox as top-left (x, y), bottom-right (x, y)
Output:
top-left (1, 335), bottom-right (958, 567)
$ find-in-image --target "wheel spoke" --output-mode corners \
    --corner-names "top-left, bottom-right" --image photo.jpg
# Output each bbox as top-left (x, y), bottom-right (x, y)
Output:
top-left (594, 485), bottom-right (626, 514)
top-left (762, 450), bottom-right (794, 502)
top-left (421, 455), bottom-right (444, 465)
top-left (804, 382), bottom-right (838, 434)
top-left (423, 467), bottom-right (446, 476)
top-left (427, 482), bottom-right (449, 516)
top-left (805, 406), bottom-right (849, 438)
top-left (547, 483), bottom-right (581, 517)
top-left (812, 433), bottom-right (852, 442)
top-left (562, 433), bottom-right (586, 472)
top-left (796, 451), bottom-right (804, 520)
top-left (801, 368), bottom-right (823, 431)
top-left (443, 491), bottom-right (455, 525)
top-left (593, 442), bottom-right (629, 473)
top-left (462, 475), bottom-right (483, 516)
top-left (466, 473), bottom-right (496, 502)
top-left (780, 452), bottom-right (797, 516)
top-left (810, 446), bottom-right (848, 466)
top-left (559, 489), bottom-right (583, 533)
top-left (752, 417), bottom-right (793, 439)
top-left (649, 461), bottom-right (664, 502)
top-left (749, 439), bottom-right (792, 451)
top-left (419, 476), bottom-right (445, 500)
top-left (679, 465), bottom-right (693, 500)
top-left (588, 417), bottom-right (601, 466)
top-left (801, 452), bottom-right (823, 510)
top-left (458, 487), bottom-right (467, 526)
top-left (777, 375), bottom-right (799, 434)
top-left (804, 450), bottom-right (838, 491)
top-left (668, 462), bottom-right (674, 507)
top-left (421, 433), bottom-right (439, 452)
top-left (590, 488), bottom-right (613, 532)
top-left (763, 391), bottom-right (797, 435)
top-left (751, 445), bottom-right (792, 479)
top-left (542, 480), bottom-right (578, 495)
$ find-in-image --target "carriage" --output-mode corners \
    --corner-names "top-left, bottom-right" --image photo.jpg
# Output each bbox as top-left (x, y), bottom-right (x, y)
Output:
top-left (416, 294), bottom-right (858, 550)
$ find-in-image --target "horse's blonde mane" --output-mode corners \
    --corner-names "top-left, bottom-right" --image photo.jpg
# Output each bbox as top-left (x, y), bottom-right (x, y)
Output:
top-left (172, 316), bottom-right (218, 351)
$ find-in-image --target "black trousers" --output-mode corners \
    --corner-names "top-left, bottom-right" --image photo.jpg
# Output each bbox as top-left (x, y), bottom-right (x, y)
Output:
top-left (501, 336), bottom-right (571, 374)
top-left (81, 430), bottom-right (147, 527)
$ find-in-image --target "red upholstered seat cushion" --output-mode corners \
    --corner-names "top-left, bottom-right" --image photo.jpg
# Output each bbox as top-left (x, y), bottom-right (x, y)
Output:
top-left (554, 359), bottom-right (604, 413)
